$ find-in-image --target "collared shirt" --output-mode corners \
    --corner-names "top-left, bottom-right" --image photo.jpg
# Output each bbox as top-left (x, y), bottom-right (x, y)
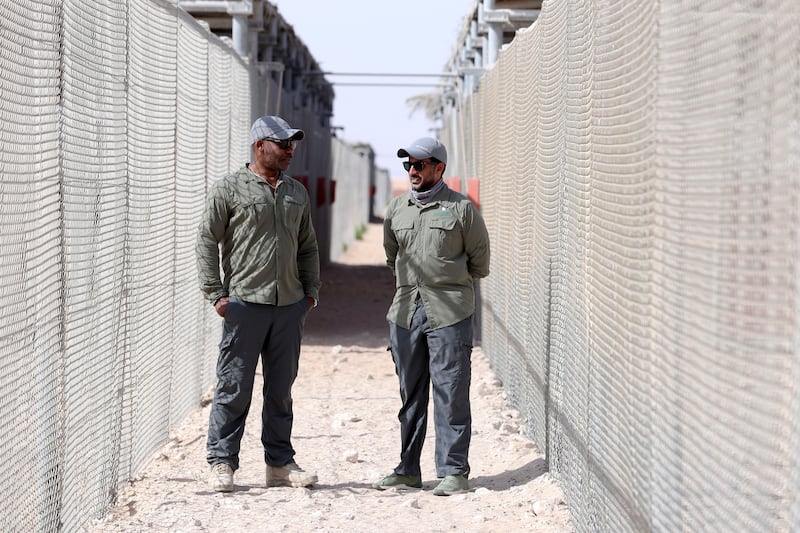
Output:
top-left (196, 164), bottom-right (320, 307)
top-left (383, 183), bottom-right (490, 330)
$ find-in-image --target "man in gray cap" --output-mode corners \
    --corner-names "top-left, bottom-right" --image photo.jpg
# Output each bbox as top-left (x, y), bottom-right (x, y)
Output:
top-left (196, 115), bottom-right (320, 492)
top-left (374, 136), bottom-right (490, 496)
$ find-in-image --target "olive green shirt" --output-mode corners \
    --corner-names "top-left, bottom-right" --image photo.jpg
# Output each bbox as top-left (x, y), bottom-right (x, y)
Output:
top-left (384, 184), bottom-right (490, 330)
top-left (196, 164), bottom-right (320, 307)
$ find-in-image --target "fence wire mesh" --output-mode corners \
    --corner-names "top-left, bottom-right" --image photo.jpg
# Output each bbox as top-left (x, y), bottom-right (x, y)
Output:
top-left (0, 1), bottom-right (254, 530)
top-left (442, 0), bottom-right (800, 531)
top-left (1, 0), bottom-right (377, 529)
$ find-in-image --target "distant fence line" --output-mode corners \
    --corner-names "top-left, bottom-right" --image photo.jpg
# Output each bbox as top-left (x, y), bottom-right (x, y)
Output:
top-left (440, 1), bottom-right (800, 531)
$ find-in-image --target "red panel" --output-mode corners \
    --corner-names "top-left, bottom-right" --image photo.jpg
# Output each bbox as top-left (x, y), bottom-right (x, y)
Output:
top-left (466, 178), bottom-right (480, 210)
top-left (444, 176), bottom-right (461, 192)
top-left (316, 176), bottom-right (326, 207)
top-left (329, 180), bottom-right (337, 204)
top-left (295, 175), bottom-right (309, 191)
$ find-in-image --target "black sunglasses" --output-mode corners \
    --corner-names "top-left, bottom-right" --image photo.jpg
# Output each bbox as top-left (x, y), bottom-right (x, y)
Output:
top-left (264, 138), bottom-right (296, 150)
top-left (403, 160), bottom-right (436, 172)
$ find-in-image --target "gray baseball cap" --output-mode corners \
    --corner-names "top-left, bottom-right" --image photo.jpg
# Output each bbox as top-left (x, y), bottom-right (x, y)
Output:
top-left (249, 116), bottom-right (305, 144)
top-left (397, 137), bottom-right (447, 164)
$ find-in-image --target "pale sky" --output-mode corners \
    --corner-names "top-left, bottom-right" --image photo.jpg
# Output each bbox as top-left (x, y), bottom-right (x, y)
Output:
top-left (271, 0), bottom-right (476, 178)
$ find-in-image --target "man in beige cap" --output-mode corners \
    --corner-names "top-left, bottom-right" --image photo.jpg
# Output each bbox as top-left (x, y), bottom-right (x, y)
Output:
top-left (196, 115), bottom-right (320, 492)
top-left (375, 136), bottom-right (490, 496)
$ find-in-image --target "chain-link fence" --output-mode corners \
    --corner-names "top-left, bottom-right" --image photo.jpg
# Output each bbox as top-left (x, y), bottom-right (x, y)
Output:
top-left (0, 0), bottom-right (354, 530)
top-left (441, 1), bottom-right (800, 531)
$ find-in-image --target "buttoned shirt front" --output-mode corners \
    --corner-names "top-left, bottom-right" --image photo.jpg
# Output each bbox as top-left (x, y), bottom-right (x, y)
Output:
top-left (383, 184), bottom-right (490, 330)
top-left (196, 164), bottom-right (320, 307)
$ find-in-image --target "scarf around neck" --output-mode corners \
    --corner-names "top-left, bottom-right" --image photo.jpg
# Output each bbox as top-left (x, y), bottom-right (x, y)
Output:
top-left (412, 178), bottom-right (446, 205)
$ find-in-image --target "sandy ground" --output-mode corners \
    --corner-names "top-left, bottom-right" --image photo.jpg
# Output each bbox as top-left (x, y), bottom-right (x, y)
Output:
top-left (87, 222), bottom-right (573, 533)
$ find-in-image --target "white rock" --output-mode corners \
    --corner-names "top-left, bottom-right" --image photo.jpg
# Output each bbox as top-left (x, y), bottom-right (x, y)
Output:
top-left (532, 499), bottom-right (554, 515)
top-left (404, 498), bottom-right (421, 509)
top-left (474, 487), bottom-right (491, 496)
top-left (331, 345), bottom-right (342, 354)
top-left (343, 450), bottom-right (359, 463)
top-left (500, 421), bottom-right (519, 434)
top-left (332, 412), bottom-right (361, 429)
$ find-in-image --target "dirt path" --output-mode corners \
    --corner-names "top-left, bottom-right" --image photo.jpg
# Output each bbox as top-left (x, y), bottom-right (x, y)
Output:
top-left (89, 222), bottom-right (572, 533)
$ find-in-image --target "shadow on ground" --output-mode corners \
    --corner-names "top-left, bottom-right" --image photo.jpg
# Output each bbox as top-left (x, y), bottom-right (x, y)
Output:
top-left (303, 261), bottom-right (396, 348)
top-left (468, 458), bottom-right (548, 492)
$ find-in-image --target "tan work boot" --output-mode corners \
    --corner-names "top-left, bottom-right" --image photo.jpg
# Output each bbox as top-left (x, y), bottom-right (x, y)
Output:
top-left (209, 463), bottom-right (234, 492)
top-left (266, 461), bottom-right (318, 488)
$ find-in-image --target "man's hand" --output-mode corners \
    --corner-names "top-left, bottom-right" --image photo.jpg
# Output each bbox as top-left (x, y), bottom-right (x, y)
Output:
top-left (306, 296), bottom-right (316, 309)
top-left (214, 296), bottom-right (230, 317)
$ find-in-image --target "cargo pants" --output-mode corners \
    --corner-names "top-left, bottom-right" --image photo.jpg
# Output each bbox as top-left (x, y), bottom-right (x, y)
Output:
top-left (389, 299), bottom-right (473, 478)
top-left (206, 296), bottom-right (310, 470)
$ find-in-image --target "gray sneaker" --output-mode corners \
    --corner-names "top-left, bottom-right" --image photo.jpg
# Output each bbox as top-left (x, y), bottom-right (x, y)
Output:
top-left (266, 462), bottom-right (318, 488)
top-left (433, 474), bottom-right (469, 496)
top-left (209, 463), bottom-right (234, 492)
top-left (372, 472), bottom-right (423, 490)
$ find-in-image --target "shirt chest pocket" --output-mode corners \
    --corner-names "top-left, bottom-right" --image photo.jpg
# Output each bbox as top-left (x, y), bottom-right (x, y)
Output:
top-left (281, 196), bottom-right (304, 229)
top-left (233, 194), bottom-right (272, 226)
top-left (391, 218), bottom-right (416, 248)
top-left (428, 216), bottom-right (461, 255)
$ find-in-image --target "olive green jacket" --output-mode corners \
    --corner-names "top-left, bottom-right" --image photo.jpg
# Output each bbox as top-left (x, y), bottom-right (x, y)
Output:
top-left (384, 184), bottom-right (490, 330)
top-left (196, 165), bottom-right (320, 307)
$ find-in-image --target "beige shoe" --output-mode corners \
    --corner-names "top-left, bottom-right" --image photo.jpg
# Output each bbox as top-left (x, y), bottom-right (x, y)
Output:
top-left (209, 463), bottom-right (234, 492)
top-left (266, 461), bottom-right (318, 488)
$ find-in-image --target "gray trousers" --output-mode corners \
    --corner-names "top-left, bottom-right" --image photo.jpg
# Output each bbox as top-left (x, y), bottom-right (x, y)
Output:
top-left (206, 297), bottom-right (309, 470)
top-left (389, 300), bottom-right (473, 478)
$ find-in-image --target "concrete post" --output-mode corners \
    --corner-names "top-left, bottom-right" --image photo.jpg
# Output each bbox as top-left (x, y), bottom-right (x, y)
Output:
top-left (485, 0), bottom-right (501, 67)
top-left (232, 15), bottom-right (248, 58)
